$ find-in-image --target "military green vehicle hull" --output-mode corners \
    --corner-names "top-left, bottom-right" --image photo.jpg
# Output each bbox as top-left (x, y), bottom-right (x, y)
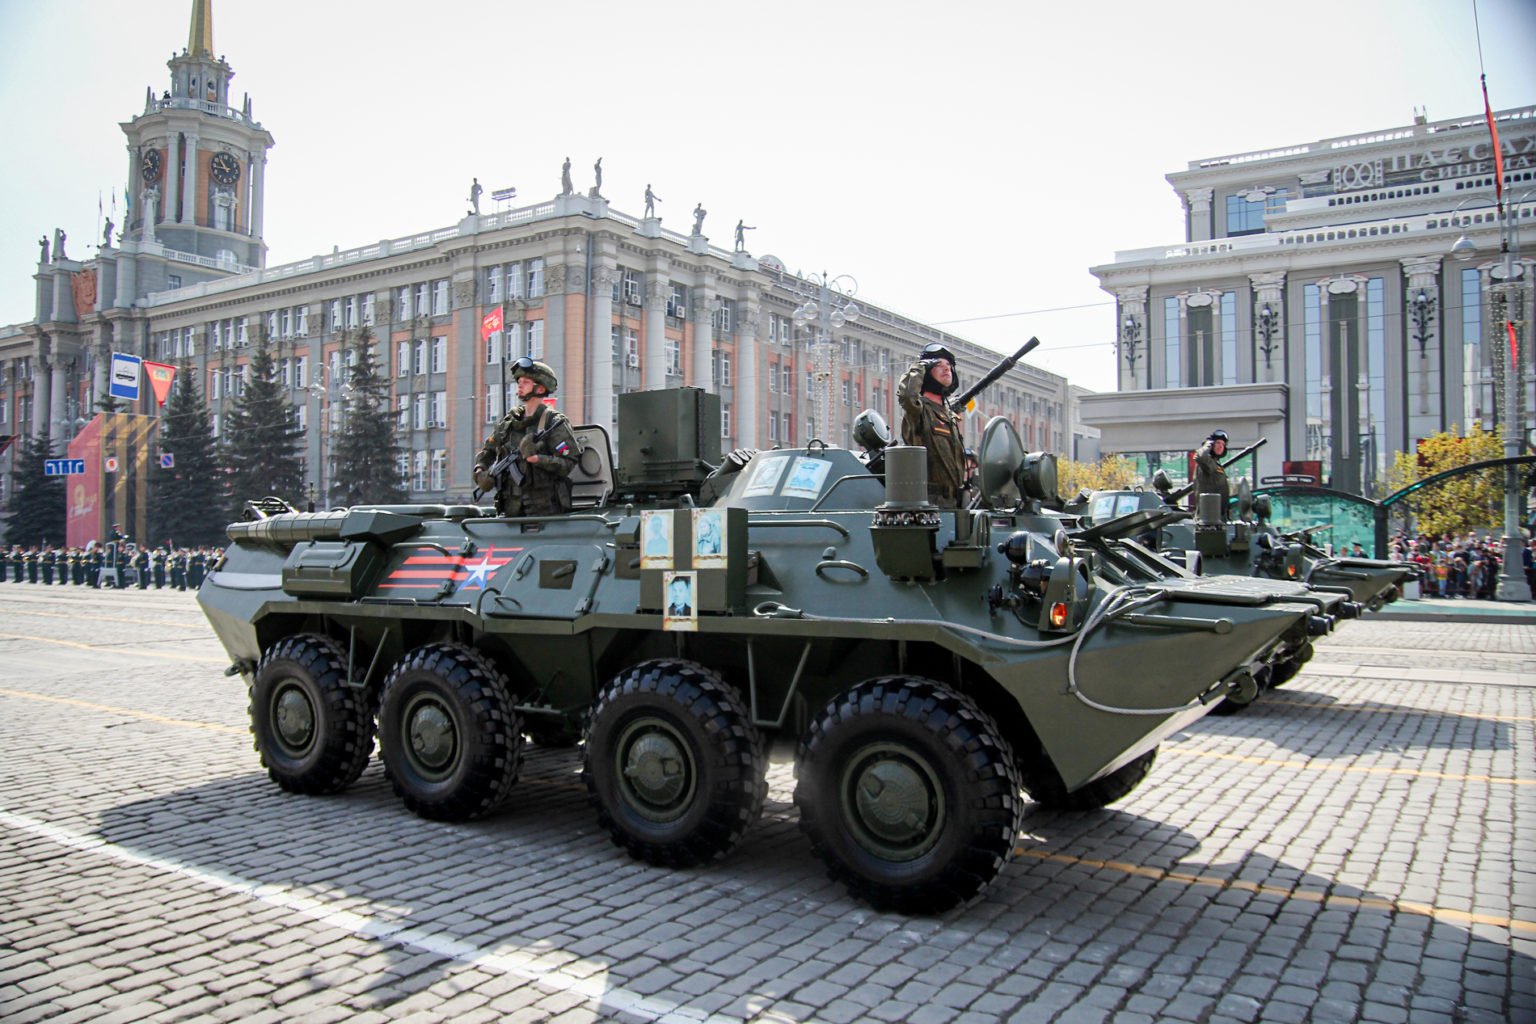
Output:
top-left (199, 404), bottom-right (1343, 912)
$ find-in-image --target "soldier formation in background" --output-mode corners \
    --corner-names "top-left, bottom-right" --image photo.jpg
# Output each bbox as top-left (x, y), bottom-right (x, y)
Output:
top-left (4, 536), bottom-right (218, 592)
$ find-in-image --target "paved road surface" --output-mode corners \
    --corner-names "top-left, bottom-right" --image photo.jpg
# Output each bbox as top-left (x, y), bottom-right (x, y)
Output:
top-left (1, 587), bottom-right (1531, 1023)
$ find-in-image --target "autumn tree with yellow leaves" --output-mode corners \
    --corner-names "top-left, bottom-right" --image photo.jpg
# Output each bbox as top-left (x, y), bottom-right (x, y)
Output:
top-left (1057, 454), bottom-right (1143, 498)
top-left (1383, 424), bottom-right (1505, 537)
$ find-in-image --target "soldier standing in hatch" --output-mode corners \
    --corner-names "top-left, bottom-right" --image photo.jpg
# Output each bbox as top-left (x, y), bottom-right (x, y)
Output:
top-left (473, 359), bottom-right (579, 517)
top-left (897, 343), bottom-right (966, 507)
top-left (1192, 428), bottom-right (1231, 519)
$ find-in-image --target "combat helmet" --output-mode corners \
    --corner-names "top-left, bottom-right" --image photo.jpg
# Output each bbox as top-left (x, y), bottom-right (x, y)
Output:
top-left (513, 357), bottom-right (559, 394)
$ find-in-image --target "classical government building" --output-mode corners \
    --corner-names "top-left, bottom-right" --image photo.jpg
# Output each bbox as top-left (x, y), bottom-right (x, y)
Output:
top-left (0, 2), bottom-right (1067, 526)
top-left (1084, 105), bottom-right (1535, 497)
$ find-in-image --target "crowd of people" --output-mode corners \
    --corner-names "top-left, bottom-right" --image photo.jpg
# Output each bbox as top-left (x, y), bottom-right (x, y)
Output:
top-left (1389, 530), bottom-right (1536, 599)
top-left (3, 537), bottom-right (220, 591)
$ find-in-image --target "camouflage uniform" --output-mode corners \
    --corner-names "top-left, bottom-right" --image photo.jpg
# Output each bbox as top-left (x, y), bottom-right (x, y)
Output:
top-left (476, 400), bottom-right (579, 516)
top-left (898, 358), bottom-right (966, 507)
top-left (1192, 433), bottom-right (1230, 518)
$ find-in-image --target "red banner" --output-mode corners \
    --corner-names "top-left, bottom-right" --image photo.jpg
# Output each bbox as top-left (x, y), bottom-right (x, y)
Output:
top-left (144, 361), bottom-right (177, 407)
top-left (480, 307), bottom-right (503, 340)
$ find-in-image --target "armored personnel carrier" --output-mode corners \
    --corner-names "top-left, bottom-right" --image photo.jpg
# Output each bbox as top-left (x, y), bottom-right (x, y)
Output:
top-left (200, 387), bottom-right (1347, 912)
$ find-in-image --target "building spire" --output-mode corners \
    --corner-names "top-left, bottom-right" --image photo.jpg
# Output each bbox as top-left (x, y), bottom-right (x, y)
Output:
top-left (187, 0), bottom-right (214, 58)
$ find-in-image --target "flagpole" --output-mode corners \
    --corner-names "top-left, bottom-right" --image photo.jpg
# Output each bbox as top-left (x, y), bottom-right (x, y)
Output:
top-left (498, 302), bottom-right (507, 418)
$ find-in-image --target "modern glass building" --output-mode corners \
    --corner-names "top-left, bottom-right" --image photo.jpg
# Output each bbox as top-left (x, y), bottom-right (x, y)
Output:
top-left (1083, 105), bottom-right (1535, 497)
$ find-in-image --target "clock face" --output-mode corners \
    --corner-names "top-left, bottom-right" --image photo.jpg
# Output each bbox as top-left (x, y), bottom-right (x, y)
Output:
top-left (141, 149), bottom-right (162, 183)
top-left (210, 151), bottom-right (241, 186)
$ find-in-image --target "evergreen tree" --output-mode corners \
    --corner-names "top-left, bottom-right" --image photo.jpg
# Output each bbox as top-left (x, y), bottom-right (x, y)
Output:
top-left (329, 328), bottom-right (407, 507)
top-left (3, 433), bottom-right (67, 546)
top-left (222, 333), bottom-right (305, 514)
top-left (147, 360), bottom-right (228, 546)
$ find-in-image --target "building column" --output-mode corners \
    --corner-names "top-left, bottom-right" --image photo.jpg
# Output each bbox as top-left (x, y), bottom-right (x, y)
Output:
top-left (164, 135), bottom-right (182, 224)
top-left (589, 255), bottom-right (616, 433)
top-left (92, 326), bottom-right (112, 412)
top-left (692, 274), bottom-right (715, 392)
top-left (1250, 272), bottom-right (1286, 384)
top-left (643, 263), bottom-right (669, 392)
top-left (736, 295), bottom-right (761, 449)
top-left (250, 151), bottom-right (266, 241)
top-left (1184, 188), bottom-right (1214, 242)
top-left (32, 340), bottom-right (52, 442)
top-left (180, 134), bottom-right (200, 224)
top-left (1114, 287), bottom-right (1148, 391)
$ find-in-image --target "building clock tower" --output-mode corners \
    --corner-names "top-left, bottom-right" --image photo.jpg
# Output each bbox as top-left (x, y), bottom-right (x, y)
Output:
top-left (121, 0), bottom-right (274, 270)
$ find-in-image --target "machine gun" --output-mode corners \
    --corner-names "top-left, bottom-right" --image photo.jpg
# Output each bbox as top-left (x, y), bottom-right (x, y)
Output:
top-left (1157, 436), bottom-right (1268, 507)
top-left (474, 418), bottom-right (567, 502)
top-left (948, 336), bottom-right (1041, 412)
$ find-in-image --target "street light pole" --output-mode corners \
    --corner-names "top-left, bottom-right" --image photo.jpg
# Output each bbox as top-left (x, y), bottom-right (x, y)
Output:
top-left (791, 272), bottom-right (860, 445)
top-left (1451, 192), bottom-right (1532, 601)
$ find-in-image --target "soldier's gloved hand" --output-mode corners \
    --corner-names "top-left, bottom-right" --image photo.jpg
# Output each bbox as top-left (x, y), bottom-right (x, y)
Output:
top-left (474, 469), bottom-right (495, 492)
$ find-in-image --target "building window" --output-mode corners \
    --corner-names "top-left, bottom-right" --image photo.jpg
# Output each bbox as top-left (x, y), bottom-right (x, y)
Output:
top-left (486, 332), bottom-right (501, 364)
top-left (430, 449), bottom-right (446, 491)
top-left (1462, 267), bottom-right (1488, 427)
top-left (714, 299), bottom-right (733, 334)
top-left (486, 267), bottom-right (502, 303)
top-left (346, 296), bottom-right (359, 329)
top-left (486, 385), bottom-right (501, 422)
top-left (504, 322), bottom-right (522, 361)
top-left (362, 294), bottom-right (374, 326)
top-left (432, 280), bottom-right (450, 317)
top-left (781, 364), bottom-right (792, 396)
top-left (397, 286), bottom-right (411, 321)
top-left (413, 393), bottom-right (427, 429)
top-left (768, 412), bottom-right (779, 442)
top-left (721, 404), bottom-right (731, 438)
top-left (527, 320), bottom-right (544, 360)
top-left (295, 355), bottom-right (308, 390)
top-left (622, 269), bottom-right (642, 306)
top-left (665, 337), bottom-right (680, 376)
top-left (396, 394), bottom-right (409, 429)
top-left (506, 262), bottom-right (523, 299)
top-left (397, 341), bottom-right (409, 378)
top-left (431, 390), bottom-right (446, 427)
top-left (668, 285), bottom-right (687, 319)
top-left (209, 370), bottom-right (220, 399)
top-left (412, 450), bottom-right (428, 491)
top-left (527, 258), bottom-right (545, 298)
top-left (414, 340), bottom-right (427, 376)
top-left (430, 337), bottom-right (446, 374)
top-left (1224, 189), bottom-right (1287, 237)
top-left (414, 283), bottom-right (429, 318)
top-left (1303, 284), bottom-right (1325, 471)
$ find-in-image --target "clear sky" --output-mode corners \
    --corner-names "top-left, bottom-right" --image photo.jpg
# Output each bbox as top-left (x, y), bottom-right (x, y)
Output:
top-left (1, 0), bottom-right (1533, 393)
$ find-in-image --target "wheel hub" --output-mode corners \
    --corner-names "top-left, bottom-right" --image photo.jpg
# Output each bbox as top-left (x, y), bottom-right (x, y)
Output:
top-left (617, 719), bottom-right (695, 822)
top-left (407, 701), bottom-right (457, 772)
top-left (844, 744), bottom-right (944, 860)
top-left (273, 685), bottom-right (315, 752)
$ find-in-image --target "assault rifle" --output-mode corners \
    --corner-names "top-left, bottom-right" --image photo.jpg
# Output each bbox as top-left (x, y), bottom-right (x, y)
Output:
top-left (948, 336), bottom-right (1041, 412)
top-left (473, 418), bottom-right (568, 502)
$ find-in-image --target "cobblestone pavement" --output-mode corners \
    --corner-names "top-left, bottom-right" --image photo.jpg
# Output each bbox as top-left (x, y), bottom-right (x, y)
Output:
top-left (0, 587), bottom-right (1531, 1023)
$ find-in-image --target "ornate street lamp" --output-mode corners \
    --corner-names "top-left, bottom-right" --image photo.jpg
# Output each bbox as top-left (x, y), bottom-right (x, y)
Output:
top-left (1118, 314), bottom-right (1142, 379)
top-left (791, 272), bottom-right (860, 444)
top-left (1410, 290), bottom-right (1437, 360)
top-left (1255, 303), bottom-right (1280, 370)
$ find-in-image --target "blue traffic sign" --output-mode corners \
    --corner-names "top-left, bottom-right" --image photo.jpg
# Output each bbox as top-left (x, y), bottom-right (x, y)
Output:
top-left (109, 352), bottom-right (142, 401)
top-left (43, 459), bottom-right (86, 476)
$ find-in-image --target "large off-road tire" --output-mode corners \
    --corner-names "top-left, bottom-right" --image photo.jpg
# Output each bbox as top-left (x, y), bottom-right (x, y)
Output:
top-left (377, 643), bottom-right (522, 821)
top-left (584, 659), bottom-right (766, 867)
top-left (795, 676), bottom-right (1023, 915)
top-left (250, 634), bottom-right (374, 795)
top-left (1021, 748), bottom-right (1157, 812)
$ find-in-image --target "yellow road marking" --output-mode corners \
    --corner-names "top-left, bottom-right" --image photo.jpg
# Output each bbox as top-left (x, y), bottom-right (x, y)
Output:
top-left (0, 688), bottom-right (243, 735)
top-left (1168, 746), bottom-right (1533, 785)
top-left (1012, 847), bottom-right (1536, 936)
top-left (1262, 698), bottom-right (1535, 723)
top-left (0, 632), bottom-right (226, 664)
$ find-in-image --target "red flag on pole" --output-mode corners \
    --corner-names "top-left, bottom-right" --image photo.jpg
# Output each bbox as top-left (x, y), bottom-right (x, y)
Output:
top-left (1482, 75), bottom-right (1506, 216)
top-left (480, 307), bottom-right (504, 340)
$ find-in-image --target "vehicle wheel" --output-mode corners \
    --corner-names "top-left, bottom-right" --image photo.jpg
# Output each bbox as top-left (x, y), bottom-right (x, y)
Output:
top-left (250, 633), bottom-right (373, 795)
top-left (584, 659), bottom-right (766, 867)
top-left (795, 676), bottom-right (1023, 915)
top-left (1021, 749), bottom-right (1157, 811)
top-left (377, 643), bottom-right (522, 821)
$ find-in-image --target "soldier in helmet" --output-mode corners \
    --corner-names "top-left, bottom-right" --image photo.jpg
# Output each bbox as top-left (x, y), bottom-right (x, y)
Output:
top-left (898, 342), bottom-right (966, 507)
top-left (474, 358), bottom-right (580, 516)
top-left (1193, 428), bottom-right (1231, 518)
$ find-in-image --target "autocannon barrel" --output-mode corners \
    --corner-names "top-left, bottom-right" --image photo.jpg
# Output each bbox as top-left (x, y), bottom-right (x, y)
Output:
top-left (226, 510), bottom-right (350, 547)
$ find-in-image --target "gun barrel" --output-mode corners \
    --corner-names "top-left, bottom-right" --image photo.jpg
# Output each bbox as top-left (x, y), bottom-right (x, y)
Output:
top-left (949, 336), bottom-right (1040, 411)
